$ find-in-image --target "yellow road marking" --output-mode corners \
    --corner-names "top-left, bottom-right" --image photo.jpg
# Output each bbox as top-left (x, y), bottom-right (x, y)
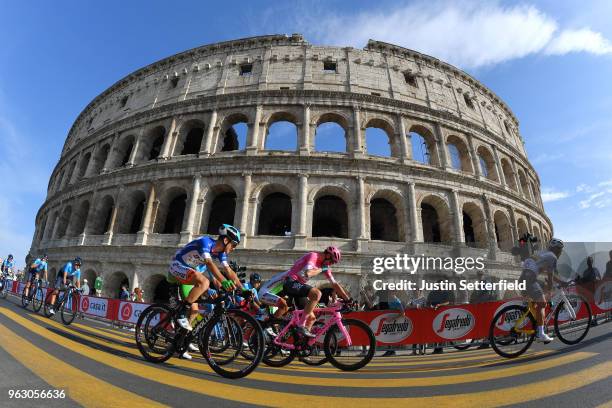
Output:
top-left (0, 322), bottom-right (168, 408)
top-left (1, 307), bottom-right (609, 407)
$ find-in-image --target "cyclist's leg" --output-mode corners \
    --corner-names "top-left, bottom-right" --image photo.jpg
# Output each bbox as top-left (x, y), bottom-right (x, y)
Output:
top-left (24, 272), bottom-right (35, 297)
top-left (179, 283), bottom-right (199, 324)
top-left (260, 291), bottom-right (288, 319)
top-left (49, 273), bottom-right (65, 306)
top-left (283, 279), bottom-right (318, 330)
top-left (168, 261), bottom-right (209, 330)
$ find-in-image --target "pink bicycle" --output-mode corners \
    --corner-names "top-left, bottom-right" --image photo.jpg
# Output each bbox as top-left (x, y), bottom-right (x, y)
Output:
top-left (262, 300), bottom-right (376, 371)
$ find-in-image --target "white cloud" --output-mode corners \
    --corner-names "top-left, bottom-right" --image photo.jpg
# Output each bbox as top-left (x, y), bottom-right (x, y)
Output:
top-left (579, 192), bottom-right (606, 209)
top-left (541, 188), bottom-right (570, 203)
top-left (545, 28), bottom-right (612, 55)
top-left (301, 1), bottom-right (612, 69)
top-left (532, 152), bottom-right (564, 165)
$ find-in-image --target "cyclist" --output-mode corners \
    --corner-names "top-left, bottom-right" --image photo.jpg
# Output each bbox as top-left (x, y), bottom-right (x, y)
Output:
top-left (47, 257), bottom-right (82, 316)
top-left (1, 254), bottom-right (15, 276)
top-left (259, 246), bottom-right (350, 338)
top-left (168, 224), bottom-right (243, 331)
top-left (519, 238), bottom-right (565, 343)
top-left (242, 273), bottom-right (262, 308)
top-left (24, 254), bottom-right (48, 303)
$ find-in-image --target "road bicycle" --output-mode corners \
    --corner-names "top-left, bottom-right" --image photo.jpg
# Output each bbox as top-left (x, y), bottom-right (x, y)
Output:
top-left (263, 300), bottom-right (376, 371)
top-left (135, 289), bottom-right (264, 379)
top-left (43, 283), bottom-right (81, 325)
top-left (0, 272), bottom-right (12, 299)
top-left (489, 281), bottom-right (592, 358)
top-left (21, 278), bottom-right (45, 312)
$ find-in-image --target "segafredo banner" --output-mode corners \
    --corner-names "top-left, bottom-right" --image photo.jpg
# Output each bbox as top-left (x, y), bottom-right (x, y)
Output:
top-left (370, 313), bottom-right (413, 343)
top-left (594, 280), bottom-right (612, 311)
top-left (432, 307), bottom-right (476, 340)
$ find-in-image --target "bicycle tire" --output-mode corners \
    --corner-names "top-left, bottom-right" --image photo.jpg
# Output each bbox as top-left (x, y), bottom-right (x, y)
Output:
top-left (489, 304), bottom-right (535, 359)
top-left (61, 291), bottom-right (77, 325)
top-left (21, 286), bottom-right (29, 308)
top-left (324, 318), bottom-right (376, 371)
top-left (0, 278), bottom-right (8, 299)
top-left (43, 290), bottom-right (55, 318)
top-left (135, 304), bottom-right (177, 364)
top-left (261, 318), bottom-right (296, 367)
top-left (32, 286), bottom-right (44, 313)
top-left (198, 314), bottom-right (242, 366)
top-left (299, 321), bottom-right (329, 366)
top-left (451, 339), bottom-right (474, 350)
top-left (201, 309), bottom-right (264, 379)
top-left (554, 295), bottom-right (592, 345)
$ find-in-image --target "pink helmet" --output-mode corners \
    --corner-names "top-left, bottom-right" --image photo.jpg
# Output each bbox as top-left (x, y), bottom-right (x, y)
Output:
top-left (325, 246), bottom-right (342, 264)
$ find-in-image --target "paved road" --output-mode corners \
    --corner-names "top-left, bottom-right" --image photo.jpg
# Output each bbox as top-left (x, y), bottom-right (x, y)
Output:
top-left (0, 296), bottom-right (610, 408)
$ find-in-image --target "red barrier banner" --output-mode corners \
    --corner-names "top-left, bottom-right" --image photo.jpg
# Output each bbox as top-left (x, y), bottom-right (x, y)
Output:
top-left (79, 295), bottom-right (111, 319)
top-left (117, 301), bottom-right (151, 324)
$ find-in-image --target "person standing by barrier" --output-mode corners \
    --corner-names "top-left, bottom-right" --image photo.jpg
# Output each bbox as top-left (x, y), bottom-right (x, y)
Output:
top-left (605, 251), bottom-right (612, 279)
top-left (81, 279), bottom-right (90, 297)
top-left (579, 256), bottom-right (601, 326)
top-left (427, 280), bottom-right (455, 354)
top-left (133, 287), bottom-right (144, 302)
top-left (119, 285), bottom-right (130, 301)
top-left (94, 275), bottom-right (103, 297)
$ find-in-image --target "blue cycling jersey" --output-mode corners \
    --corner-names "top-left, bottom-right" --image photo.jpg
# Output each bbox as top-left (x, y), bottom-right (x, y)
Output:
top-left (59, 262), bottom-right (81, 281)
top-left (30, 259), bottom-right (48, 274)
top-left (174, 236), bottom-right (228, 270)
top-left (1, 259), bottom-right (14, 272)
top-left (242, 282), bottom-right (260, 303)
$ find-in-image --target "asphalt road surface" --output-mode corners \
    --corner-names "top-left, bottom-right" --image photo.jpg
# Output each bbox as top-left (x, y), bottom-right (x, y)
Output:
top-left (0, 295), bottom-right (610, 408)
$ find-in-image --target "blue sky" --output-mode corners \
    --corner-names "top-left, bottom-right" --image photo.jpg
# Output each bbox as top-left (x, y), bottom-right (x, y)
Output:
top-left (1, 0), bottom-right (611, 268)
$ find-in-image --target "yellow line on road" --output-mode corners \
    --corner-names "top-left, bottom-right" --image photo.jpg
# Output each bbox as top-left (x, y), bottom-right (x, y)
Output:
top-left (0, 322), bottom-right (168, 408)
top-left (1, 307), bottom-right (609, 407)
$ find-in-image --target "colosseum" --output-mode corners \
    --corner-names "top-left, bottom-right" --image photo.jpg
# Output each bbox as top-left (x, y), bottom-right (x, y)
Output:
top-left (29, 34), bottom-right (553, 302)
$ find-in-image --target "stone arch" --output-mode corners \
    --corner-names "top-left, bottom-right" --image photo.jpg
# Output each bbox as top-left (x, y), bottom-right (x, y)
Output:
top-left (314, 112), bottom-right (349, 153)
top-left (369, 189), bottom-right (406, 242)
top-left (117, 190), bottom-right (147, 234)
top-left (517, 217), bottom-right (529, 237)
top-left (462, 202), bottom-right (487, 247)
top-left (446, 135), bottom-right (473, 173)
top-left (54, 169), bottom-right (66, 192)
top-left (419, 194), bottom-right (453, 243)
top-left (174, 119), bottom-right (205, 156)
top-left (501, 158), bottom-right (517, 191)
top-left (77, 151), bottom-right (91, 180)
top-left (137, 126), bottom-right (166, 162)
top-left (263, 112), bottom-right (299, 151)
top-left (202, 185), bottom-right (238, 235)
top-left (217, 112), bottom-right (249, 152)
top-left (532, 225), bottom-right (542, 242)
top-left (364, 118), bottom-right (399, 158)
top-left (106, 271), bottom-right (129, 299)
top-left (409, 125), bottom-right (438, 165)
top-left (310, 185), bottom-right (351, 239)
top-left (476, 145), bottom-right (498, 181)
top-left (65, 160), bottom-right (78, 186)
top-left (155, 186), bottom-right (188, 234)
top-left (493, 210), bottom-right (513, 251)
top-left (517, 169), bottom-right (531, 200)
top-left (82, 269), bottom-right (97, 294)
top-left (48, 267), bottom-right (57, 284)
top-left (250, 184), bottom-right (293, 236)
top-left (144, 274), bottom-right (169, 303)
top-left (54, 205), bottom-right (72, 239)
top-left (46, 211), bottom-right (59, 240)
top-left (68, 200), bottom-right (90, 237)
top-left (88, 195), bottom-right (115, 235)
top-left (92, 143), bottom-right (110, 175)
top-left (109, 134), bottom-right (135, 168)
top-left (38, 215), bottom-right (48, 241)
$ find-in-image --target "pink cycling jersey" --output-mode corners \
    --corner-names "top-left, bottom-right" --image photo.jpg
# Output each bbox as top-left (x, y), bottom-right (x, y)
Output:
top-left (286, 252), bottom-right (335, 284)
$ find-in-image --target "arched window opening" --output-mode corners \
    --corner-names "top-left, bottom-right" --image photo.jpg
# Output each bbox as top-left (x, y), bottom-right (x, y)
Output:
top-left (315, 122), bottom-right (347, 153)
top-left (446, 136), bottom-right (472, 173)
top-left (107, 272), bottom-right (129, 299)
top-left (410, 132), bottom-right (431, 164)
top-left (162, 194), bottom-right (187, 234)
top-left (93, 144), bottom-right (110, 175)
top-left (312, 195), bottom-right (348, 238)
top-left (221, 127), bottom-right (240, 152)
top-left (448, 143), bottom-right (462, 170)
top-left (149, 134), bottom-right (164, 160)
top-left (462, 203), bottom-right (487, 247)
top-left (77, 152), bottom-right (91, 179)
top-left (181, 128), bottom-right (204, 155)
top-left (365, 127), bottom-right (391, 157)
top-left (207, 192), bottom-right (237, 234)
top-left (102, 206), bottom-right (113, 234)
top-left (55, 206), bottom-right (72, 238)
top-left (257, 192), bottom-right (292, 236)
top-left (370, 198), bottom-right (399, 241)
top-left (501, 159), bottom-right (517, 191)
top-left (463, 212), bottom-right (475, 244)
top-left (494, 211), bottom-right (513, 251)
top-left (421, 203), bottom-right (441, 243)
top-left (70, 201), bottom-right (90, 237)
top-left (517, 218), bottom-right (528, 237)
top-left (265, 120), bottom-right (298, 151)
top-left (479, 156), bottom-right (489, 178)
top-left (153, 277), bottom-right (170, 303)
top-left (129, 200), bottom-right (145, 234)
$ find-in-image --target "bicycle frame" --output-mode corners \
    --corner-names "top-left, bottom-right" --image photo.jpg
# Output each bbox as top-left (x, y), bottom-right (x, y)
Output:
top-left (512, 286), bottom-right (577, 335)
top-left (273, 304), bottom-right (351, 350)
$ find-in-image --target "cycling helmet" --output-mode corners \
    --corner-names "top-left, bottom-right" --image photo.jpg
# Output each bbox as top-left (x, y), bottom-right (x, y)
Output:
top-left (7, 254), bottom-right (13, 260)
top-left (218, 224), bottom-right (241, 246)
top-left (548, 238), bottom-right (564, 250)
top-left (249, 273), bottom-right (262, 285)
top-left (74, 256), bottom-right (82, 265)
top-left (324, 246), bottom-right (342, 264)
top-left (42, 254), bottom-right (48, 260)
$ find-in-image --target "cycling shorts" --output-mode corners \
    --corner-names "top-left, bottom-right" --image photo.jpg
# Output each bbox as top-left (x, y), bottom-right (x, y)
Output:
top-left (519, 269), bottom-right (544, 300)
top-left (168, 260), bottom-right (201, 284)
top-left (28, 269), bottom-right (40, 283)
top-left (54, 275), bottom-right (74, 290)
top-left (283, 278), bottom-right (312, 299)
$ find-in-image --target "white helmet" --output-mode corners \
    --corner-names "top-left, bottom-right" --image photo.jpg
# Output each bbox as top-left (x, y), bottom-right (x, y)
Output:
top-left (548, 238), bottom-right (564, 250)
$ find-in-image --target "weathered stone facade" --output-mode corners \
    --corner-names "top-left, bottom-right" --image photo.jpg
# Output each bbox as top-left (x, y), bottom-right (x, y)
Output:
top-left (30, 34), bottom-right (553, 302)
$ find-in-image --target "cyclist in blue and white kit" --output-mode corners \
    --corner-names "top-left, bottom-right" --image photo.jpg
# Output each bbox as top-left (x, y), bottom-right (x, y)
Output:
top-left (48, 257), bottom-right (82, 316)
top-left (23, 254), bottom-right (48, 303)
top-left (168, 224), bottom-right (243, 331)
top-left (1, 254), bottom-right (15, 276)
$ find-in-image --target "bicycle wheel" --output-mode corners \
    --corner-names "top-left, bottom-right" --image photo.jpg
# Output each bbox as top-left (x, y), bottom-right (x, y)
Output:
top-left (201, 309), bottom-right (264, 379)
top-left (489, 304), bottom-right (535, 358)
top-left (0, 278), bottom-right (8, 299)
top-left (197, 314), bottom-right (242, 366)
top-left (43, 290), bottom-right (55, 318)
top-left (554, 295), bottom-right (592, 345)
top-left (300, 321), bottom-right (330, 366)
top-left (135, 304), bottom-right (177, 364)
top-left (21, 285), bottom-right (29, 308)
top-left (32, 286), bottom-right (44, 313)
top-left (261, 318), bottom-right (296, 367)
top-left (61, 291), bottom-right (77, 325)
top-left (451, 339), bottom-right (474, 350)
top-left (324, 318), bottom-right (376, 371)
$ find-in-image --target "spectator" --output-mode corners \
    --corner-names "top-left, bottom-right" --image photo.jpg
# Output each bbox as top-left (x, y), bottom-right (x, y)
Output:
top-left (427, 280), bottom-right (456, 354)
top-left (360, 284), bottom-right (378, 311)
top-left (605, 251), bottom-right (612, 279)
top-left (81, 279), bottom-right (90, 296)
top-left (470, 270), bottom-right (497, 304)
top-left (405, 285), bottom-right (426, 355)
top-left (579, 256), bottom-right (601, 326)
top-left (94, 275), bottom-right (103, 297)
top-left (119, 285), bottom-right (130, 301)
top-left (133, 287), bottom-right (144, 303)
